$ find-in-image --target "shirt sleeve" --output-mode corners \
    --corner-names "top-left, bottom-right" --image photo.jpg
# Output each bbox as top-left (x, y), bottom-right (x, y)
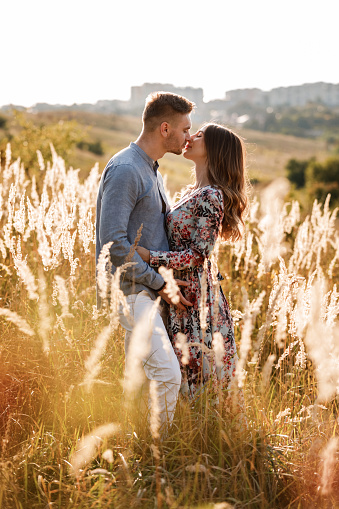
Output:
top-left (99, 163), bottom-right (165, 290)
top-left (149, 188), bottom-right (223, 271)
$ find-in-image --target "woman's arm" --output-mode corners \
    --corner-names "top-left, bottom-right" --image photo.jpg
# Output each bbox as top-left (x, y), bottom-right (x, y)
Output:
top-left (149, 188), bottom-right (223, 271)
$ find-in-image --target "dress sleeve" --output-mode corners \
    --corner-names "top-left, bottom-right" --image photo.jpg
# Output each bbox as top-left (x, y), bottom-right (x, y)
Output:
top-left (149, 188), bottom-right (223, 270)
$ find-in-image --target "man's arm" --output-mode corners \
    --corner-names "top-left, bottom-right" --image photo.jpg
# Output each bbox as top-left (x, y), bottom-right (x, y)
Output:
top-left (99, 163), bottom-right (165, 291)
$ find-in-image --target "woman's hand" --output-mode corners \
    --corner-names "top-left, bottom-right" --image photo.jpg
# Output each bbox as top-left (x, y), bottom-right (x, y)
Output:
top-left (136, 246), bottom-right (150, 264)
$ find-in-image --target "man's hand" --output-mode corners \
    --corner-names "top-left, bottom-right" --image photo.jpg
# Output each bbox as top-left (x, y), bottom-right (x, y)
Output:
top-left (136, 247), bottom-right (193, 310)
top-left (158, 279), bottom-right (193, 310)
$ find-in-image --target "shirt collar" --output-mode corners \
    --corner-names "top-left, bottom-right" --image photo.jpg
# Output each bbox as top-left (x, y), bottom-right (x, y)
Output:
top-left (130, 142), bottom-right (158, 174)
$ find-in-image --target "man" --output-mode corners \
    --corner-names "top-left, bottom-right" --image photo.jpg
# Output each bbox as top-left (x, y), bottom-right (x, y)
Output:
top-left (96, 92), bottom-right (194, 430)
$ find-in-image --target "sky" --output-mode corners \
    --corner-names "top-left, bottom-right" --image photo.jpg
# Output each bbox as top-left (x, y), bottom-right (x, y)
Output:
top-left (1, 0), bottom-right (338, 107)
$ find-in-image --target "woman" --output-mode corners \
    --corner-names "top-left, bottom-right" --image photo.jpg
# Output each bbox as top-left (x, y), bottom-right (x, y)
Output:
top-left (136, 123), bottom-right (249, 397)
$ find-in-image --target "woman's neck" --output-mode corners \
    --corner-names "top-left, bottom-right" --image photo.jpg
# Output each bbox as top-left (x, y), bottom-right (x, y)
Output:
top-left (194, 163), bottom-right (210, 188)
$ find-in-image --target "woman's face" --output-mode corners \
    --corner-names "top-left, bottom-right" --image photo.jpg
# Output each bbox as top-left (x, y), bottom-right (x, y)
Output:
top-left (183, 126), bottom-right (207, 164)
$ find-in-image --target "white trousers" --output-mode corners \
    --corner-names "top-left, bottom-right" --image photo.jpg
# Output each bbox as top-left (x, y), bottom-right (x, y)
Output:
top-left (119, 291), bottom-right (181, 430)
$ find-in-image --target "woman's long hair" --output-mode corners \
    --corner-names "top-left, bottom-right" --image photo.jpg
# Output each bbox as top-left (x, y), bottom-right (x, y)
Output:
top-left (203, 123), bottom-right (249, 242)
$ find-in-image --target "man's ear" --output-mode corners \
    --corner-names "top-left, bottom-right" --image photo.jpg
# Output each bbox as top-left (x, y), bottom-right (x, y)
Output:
top-left (160, 121), bottom-right (170, 138)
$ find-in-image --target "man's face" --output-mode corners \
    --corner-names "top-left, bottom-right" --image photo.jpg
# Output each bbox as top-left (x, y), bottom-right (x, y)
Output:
top-left (165, 114), bottom-right (192, 155)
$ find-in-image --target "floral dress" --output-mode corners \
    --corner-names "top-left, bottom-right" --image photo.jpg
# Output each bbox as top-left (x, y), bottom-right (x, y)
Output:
top-left (150, 186), bottom-right (238, 397)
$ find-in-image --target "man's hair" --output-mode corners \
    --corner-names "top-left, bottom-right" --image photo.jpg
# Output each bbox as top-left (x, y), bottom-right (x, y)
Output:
top-left (142, 92), bottom-right (195, 131)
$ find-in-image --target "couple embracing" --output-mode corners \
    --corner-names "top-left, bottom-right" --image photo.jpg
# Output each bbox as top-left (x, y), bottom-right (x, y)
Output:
top-left (96, 92), bottom-right (248, 432)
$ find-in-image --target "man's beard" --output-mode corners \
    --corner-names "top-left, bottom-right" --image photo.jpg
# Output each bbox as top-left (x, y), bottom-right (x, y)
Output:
top-left (166, 134), bottom-right (184, 155)
top-left (168, 147), bottom-right (183, 155)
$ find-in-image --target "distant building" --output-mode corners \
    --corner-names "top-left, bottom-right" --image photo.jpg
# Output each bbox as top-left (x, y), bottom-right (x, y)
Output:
top-left (226, 88), bottom-right (268, 107)
top-left (225, 82), bottom-right (339, 108)
top-left (269, 82), bottom-right (339, 107)
top-left (130, 83), bottom-right (204, 109)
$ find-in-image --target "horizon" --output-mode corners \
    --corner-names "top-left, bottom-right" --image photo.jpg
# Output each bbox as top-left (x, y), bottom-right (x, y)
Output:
top-left (1, 79), bottom-right (339, 110)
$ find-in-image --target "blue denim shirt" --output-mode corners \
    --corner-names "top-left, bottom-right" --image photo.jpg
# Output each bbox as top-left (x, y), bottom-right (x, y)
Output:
top-left (96, 142), bottom-right (170, 302)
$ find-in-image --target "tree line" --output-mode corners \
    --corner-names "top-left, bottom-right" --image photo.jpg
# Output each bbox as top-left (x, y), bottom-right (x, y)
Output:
top-left (286, 156), bottom-right (339, 206)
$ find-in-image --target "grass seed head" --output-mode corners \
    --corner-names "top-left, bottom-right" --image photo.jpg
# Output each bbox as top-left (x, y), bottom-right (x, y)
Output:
top-left (69, 423), bottom-right (119, 476)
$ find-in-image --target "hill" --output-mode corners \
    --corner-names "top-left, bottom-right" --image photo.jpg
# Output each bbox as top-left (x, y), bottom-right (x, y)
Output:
top-left (0, 110), bottom-right (332, 194)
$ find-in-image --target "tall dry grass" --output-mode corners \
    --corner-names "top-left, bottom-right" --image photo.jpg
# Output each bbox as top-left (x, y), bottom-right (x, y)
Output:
top-left (0, 144), bottom-right (339, 508)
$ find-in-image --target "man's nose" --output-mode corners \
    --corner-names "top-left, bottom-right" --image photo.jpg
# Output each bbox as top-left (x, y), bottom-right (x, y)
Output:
top-left (186, 132), bottom-right (192, 141)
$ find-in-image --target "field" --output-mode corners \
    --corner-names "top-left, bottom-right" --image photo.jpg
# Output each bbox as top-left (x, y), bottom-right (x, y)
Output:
top-left (0, 129), bottom-right (339, 508)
